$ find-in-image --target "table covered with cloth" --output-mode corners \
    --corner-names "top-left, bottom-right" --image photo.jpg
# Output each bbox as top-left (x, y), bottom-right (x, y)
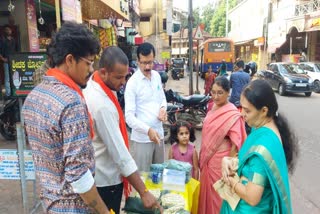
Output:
top-left (123, 173), bottom-right (200, 214)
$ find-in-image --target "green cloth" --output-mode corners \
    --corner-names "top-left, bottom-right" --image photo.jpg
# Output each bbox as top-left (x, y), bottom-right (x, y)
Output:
top-left (220, 127), bottom-right (292, 213)
top-left (123, 197), bottom-right (160, 214)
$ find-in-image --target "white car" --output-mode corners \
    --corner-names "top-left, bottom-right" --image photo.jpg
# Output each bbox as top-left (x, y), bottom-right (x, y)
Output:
top-left (299, 62), bottom-right (320, 93)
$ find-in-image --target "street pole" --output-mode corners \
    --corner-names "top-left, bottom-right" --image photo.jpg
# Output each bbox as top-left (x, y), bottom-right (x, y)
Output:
top-left (55, 0), bottom-right (61, 29)
top-left (179, 27), bottom-right (182, 57)
top-left (156, 0), bottom-right (158, 59)
top-left (225, 0), bottom-right (229, 37)
top-left (188, 0), bottom-right (193, 95)
top-left (195, 40), bottom-right (200, 94)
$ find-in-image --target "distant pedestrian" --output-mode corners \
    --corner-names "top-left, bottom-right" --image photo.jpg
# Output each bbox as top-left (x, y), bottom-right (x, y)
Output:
top-left (218, 59), bottom-right (227, 76)
top-left (229, 60), bottom-right (250, 107)
top-left (0, 25), bottom-right (16, 96)
top-left (299, 49), bottom-right (308, 62)
top-left (204, 65), bottom-right (216, 95)
top-left (168, 121), bottom-right (199, 180)
top-left (244, 61), bottom-right (258, 78)
top-left (165, 59), bottom-right (169, 72)
top-left (22, 22), bottom-right (109, 213)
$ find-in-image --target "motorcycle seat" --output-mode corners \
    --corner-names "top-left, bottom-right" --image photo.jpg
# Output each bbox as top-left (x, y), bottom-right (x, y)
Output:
top-left (179, 94), bottom-right (209, 106)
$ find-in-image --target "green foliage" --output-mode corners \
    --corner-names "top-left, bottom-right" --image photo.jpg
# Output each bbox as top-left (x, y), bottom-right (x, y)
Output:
top-left (179, 0), bottom-right (239, 36)
top-left (193, 7), bottom-right (201, 27)
top-left (181, 7), bottom-right (201, 29)
top-left (201, 3), bottom-right (215, 33)
top-left (209, 0), bottom-right (237, 37)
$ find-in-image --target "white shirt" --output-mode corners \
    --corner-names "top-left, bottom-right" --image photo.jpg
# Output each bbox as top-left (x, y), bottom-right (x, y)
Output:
top-left (125, 69), bottom-right (167, 142)
top-left (83, 77), bottom-right (138, 187)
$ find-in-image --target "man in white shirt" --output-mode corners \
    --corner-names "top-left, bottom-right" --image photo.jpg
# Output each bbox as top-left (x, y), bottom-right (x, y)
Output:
top-left (83, 47), bottom-right (161, 214)
top-left (125, 42), bottom-right (167, 171)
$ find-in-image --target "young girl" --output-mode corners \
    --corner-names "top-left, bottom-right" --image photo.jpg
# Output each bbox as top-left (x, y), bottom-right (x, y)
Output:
top-left (168, 121), bottom-right (199, 180)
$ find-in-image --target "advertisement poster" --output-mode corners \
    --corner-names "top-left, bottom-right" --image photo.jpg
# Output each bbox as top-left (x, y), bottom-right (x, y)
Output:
top-left (62, 0), bottom-right (82, 23)
top-left (0, 149), bottom-right (35, 180)
top-left (25, 0), bottom-right (39, 52)
top-left (9, 53), bottom-right (47, 97)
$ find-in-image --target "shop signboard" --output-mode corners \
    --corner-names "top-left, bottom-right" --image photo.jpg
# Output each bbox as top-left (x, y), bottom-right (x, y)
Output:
top-left (0, 149), bottom-right (35, 180)
top-left (9, 52), bottom-right (47, 97)
top-left (25, 0), bottom-right (39, 52)
top-left (61, 0), bottom-right (82, 23)
top-left (161, 52), bottom-right (170, 59)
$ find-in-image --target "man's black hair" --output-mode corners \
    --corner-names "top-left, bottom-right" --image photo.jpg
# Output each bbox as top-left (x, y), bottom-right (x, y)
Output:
top-left (49, 22), bottom-right (100, 66)
top-left (99, 46), bottom-right (128, 70)
top-left (136, 42), bottom-right (155, 60)
top-left (236, 60), bottom-right (245, 69)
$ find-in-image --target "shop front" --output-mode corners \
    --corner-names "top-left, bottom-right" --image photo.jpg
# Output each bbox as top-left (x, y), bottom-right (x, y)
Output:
top-left (305, 14), bottom-right (320, 62)
top-left (268, 17), bottom-right (312, 63)
top-left (234, 40), bottom-right (259, 63)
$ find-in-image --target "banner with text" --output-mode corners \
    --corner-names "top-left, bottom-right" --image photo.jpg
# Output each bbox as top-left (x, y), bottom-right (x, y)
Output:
top-left (9, 52), bottom-right (47, 97)
top-left (0, 149), bottom-right (35, 180)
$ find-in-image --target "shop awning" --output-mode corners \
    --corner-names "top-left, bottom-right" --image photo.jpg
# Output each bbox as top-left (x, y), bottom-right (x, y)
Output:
top-left (234, 39), bottom-right (254, 46)
top-left (305, 16), bottom-right (320, 32)
top-left (81, 0), bottom-right (129, 20)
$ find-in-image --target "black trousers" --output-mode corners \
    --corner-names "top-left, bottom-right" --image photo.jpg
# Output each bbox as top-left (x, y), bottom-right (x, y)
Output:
top-left (97, 183), bottom-right (124, 214)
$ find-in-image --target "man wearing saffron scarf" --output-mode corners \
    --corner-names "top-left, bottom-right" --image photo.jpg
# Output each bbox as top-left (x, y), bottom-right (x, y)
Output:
top-left (83, 47), bottom-right (161, 214)
top-left (22, 22), bottom-right (109, 213)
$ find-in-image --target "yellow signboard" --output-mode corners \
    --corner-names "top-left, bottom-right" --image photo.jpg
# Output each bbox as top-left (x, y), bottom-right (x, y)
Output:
top-left (161, 51), bottom-right (170, 59)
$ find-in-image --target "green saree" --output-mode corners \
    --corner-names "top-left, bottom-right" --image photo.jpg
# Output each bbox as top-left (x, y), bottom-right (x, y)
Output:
top-left (220, 127), bottom-right (292, 214)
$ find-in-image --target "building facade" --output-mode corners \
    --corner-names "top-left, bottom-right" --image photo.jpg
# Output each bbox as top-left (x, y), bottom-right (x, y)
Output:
top-left (228, 0), bottom-right (269, 69)
top-left (139, 0), bottom-right (171, 62)
top-left (228, 0), bottom-right (320, 69)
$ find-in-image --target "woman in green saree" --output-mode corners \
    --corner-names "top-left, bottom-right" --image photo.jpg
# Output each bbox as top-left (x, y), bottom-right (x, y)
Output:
top-left (220, 79), bottom-right (298, 213)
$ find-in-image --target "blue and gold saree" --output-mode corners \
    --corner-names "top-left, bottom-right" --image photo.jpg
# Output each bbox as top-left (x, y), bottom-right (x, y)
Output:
top-left (220, 127), bottom-right (292, 213)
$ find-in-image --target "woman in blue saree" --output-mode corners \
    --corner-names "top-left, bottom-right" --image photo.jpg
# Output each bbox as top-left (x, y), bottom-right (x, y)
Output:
top-left (220, 79), bottom-right (298, 213)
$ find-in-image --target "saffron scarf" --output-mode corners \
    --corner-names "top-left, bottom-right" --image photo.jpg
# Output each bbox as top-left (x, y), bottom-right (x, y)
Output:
top-left (92, 71), bottom-right (131, 198)
top-left (46, 68), bottom-right (94, 139)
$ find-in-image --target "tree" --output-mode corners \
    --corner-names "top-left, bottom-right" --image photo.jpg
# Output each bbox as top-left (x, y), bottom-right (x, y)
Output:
top-left (193, 7), bottom-right (201, 27)
top-left (210, 0), bottom-right (237, 37)
top-left (181, 7), bottom-right (201, 29)
top-left (201, 3), bottom-right (215, 33)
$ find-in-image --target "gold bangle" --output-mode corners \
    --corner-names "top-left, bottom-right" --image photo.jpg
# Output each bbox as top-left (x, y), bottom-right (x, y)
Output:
top-left (232, 181), bottom-right (240, 193)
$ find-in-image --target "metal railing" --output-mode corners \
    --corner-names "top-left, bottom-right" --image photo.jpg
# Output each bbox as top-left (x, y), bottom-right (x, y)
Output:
top-left (295, 0), bottom-right (320, 16)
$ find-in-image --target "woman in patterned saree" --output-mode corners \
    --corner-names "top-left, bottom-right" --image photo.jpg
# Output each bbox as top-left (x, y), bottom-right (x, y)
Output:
top-left (198, 76), bottom-right (247, 214)
top-left (221, 79), bottom-right (298, 213)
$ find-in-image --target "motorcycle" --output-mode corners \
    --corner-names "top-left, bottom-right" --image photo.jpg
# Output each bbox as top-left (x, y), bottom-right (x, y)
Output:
top-left (0, 98), bottom-right (19, 141)
top-left (171, 68), bottom-right (182, 80)
top-left (165, 89), bottom-right (210, 129)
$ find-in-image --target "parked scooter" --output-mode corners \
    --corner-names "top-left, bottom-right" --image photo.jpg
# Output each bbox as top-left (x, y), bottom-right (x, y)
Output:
top-left (0, 98), bottom-right (19, 141)
top-left (171, 68), bottom-right (181, 80)
top-left (165, 89), bottom-right (210, 129)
